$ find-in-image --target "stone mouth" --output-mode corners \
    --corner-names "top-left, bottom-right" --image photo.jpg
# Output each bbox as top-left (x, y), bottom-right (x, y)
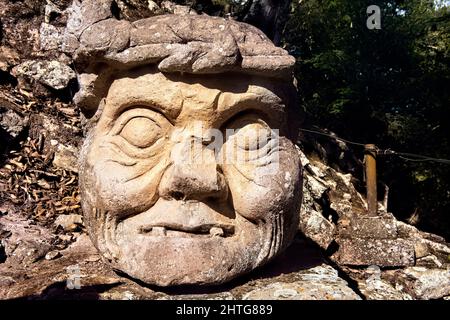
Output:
top-left (137, 223), bottom-right (235, 238)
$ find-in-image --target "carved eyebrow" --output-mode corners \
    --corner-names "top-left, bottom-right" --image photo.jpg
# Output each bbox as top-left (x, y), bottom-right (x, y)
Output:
top-left (214, 92), bottom-right (285, 128)
top-left (108, 100), bottom-right (180, 125)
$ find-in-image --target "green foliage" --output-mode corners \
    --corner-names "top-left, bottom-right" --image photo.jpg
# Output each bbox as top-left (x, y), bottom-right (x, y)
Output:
top-left (285, 0), bottom-right (450, 238)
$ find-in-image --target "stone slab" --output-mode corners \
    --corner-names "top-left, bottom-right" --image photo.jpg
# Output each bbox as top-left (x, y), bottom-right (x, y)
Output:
top-left (339, 217), bottom-right (398, 239)
top-left (336, 238), bottom-right (415, 267)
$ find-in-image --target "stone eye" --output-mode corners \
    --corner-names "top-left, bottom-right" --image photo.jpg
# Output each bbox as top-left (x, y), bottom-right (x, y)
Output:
top-left (119, 116), bottom-right (161, 148)
top-left (235, 122), bottom-right (271, 151)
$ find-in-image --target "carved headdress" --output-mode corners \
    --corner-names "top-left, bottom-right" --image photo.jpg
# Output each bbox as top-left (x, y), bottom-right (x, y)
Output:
top-left (63, 0), bottom-right (296, 117)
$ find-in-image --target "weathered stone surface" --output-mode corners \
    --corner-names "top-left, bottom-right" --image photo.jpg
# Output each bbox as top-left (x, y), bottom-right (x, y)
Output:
top-left (0, 211), bottom-right (55, 266)
top-left (45, 250), bottom-right (62, 261)
top-left (357, 275), bottom-right (413, 300)
top-left (116, 0), bottom-right (163, 20)
top-left (13, 60), bottom-right (76, 90)
top-left (160, 1), bottom-right (197, 16)
top-left (55, 214), bottom-right (83, 232)
top-left (78, 70), bottom-right (301, 286)
top-left (0, 235), bottom-right (362, 300)
top-left (53, 143), bottom-right (79, 172)
top-left (65, 7), bottom-right (302, 286)
top-left (0, 109), bottom-right (28, 139)
top-left (298, 146), bottom-right (372, 250)
top-left (339, 216), bottom-right (398, 239)
top-left (386, 267), bottom-right (450, 300)
top-left (0, 233), bottom-right (124, 300)
top-left (1, 0), bottom-right (449, 301)
top-left (44, 2), bottom-right (63, 24)
top-left (63, 0), bottom-right (296, 114)
top-left (64, 0), bottom-right (114, 40)
top-left (159, 292), bottom-right (235, 300)
top-left (415, 255), bottom-right (444, 268)
top-left (242, 265), bottom-right (361, 300)
top-left (39, 23), bottom-right (63, 51)
top-left (0, 46), bottom-right (20, 71)
top-left (299, 209), bottom-right (335, 250)
top-left (396, 220), bottom-right (450, 264)
top-left (335, 238), bottom-right (415, 267)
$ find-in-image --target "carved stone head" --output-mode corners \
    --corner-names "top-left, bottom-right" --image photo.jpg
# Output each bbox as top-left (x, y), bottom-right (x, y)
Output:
top-left (66, 0), bottom-right (302, 286)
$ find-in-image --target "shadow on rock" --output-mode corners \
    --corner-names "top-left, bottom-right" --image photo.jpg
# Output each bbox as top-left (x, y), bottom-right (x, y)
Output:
top-left (9, 281), bottom-right (124, 300)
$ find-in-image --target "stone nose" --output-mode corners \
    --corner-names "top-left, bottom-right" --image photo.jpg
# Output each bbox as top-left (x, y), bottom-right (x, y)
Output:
top-left (158, 137), bottom-right (228, 202)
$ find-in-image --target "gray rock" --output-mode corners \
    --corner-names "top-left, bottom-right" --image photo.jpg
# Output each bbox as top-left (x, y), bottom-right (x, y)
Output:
top-left (44, 2), bottom-right (63, 24)
top-left (242, 265), bottom-right (361, 300)
top-left (13, 60), bottom-right (76, 90)
top-left (54, 214), bottom-right (83, 232)
top-left (0, 212), bottom-right (55, 266)
top-left (159, 292), bottom-right (235, 300)
top-left (415, 255), bottom-right (443, 268)
top-left (116, 0), bottom-right (163, 20)
top-left (45, 250), bottom-right (61, 260)
top-left (335, 238), bottom-right (415, 267)
top-left (339, 216), bottom-right (398, 239)
top-left (358, 277), bottom-right (413, 300)
top-left (414, 241), bottom-right (430, 259)
top-left (65, 0), bottom-right (114, 39)
top-left (52, 143), bottom-right (79, 172)
top-left (160, 1), bottom-right (197, 15)
top-left (390, 267), bottom-right (450, 299)
top-left (397, 220), bottom-right (450, 265)
top-left (0, 109), bottom-right (28, 139)
top-left (40, 23), bottom-right (62, 51)
top-left (299, 209), bottom-right (335, 250)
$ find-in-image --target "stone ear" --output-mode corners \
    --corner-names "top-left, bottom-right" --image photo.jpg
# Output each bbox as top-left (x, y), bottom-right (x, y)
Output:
top-left (80, 98), bottom-right (106, 134)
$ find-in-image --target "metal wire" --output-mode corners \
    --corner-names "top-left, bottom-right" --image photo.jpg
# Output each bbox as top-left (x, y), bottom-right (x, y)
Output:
top-left (299, 128), bottom-right (366, 147)
top-left (299, 128), bottom-right (450, 165)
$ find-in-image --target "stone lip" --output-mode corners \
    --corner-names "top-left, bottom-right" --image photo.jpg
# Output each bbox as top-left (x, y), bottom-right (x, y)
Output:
top-left (62, 0), bottom-right (296, 116)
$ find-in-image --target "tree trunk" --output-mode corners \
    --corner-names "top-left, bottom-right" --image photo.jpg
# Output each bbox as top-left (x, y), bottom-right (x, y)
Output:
top-left (242, 0), bottom-right (292, 45)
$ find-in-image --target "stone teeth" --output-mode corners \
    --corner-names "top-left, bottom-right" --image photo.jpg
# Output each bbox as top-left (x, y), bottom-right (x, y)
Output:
top-left (209, 227), bottom-right (224, 237)
top-left (152, 227), bottom-right (167, 236)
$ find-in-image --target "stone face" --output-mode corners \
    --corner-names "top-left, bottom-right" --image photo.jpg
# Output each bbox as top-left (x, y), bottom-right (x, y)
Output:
top-left (67, 6), bottom-right (302, 286)
top-left (79, 70), bottom-right (302, 286)
top-left (336, 238), bottom-right (415, 267)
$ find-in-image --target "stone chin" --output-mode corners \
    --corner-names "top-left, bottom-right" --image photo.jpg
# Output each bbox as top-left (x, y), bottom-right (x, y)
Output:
top-left (79, 202), bottom-right (300, 286)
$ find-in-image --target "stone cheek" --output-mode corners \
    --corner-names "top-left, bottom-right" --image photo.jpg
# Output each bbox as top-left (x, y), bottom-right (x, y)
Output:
top-left (78, 71), bottom-right (302, 286)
